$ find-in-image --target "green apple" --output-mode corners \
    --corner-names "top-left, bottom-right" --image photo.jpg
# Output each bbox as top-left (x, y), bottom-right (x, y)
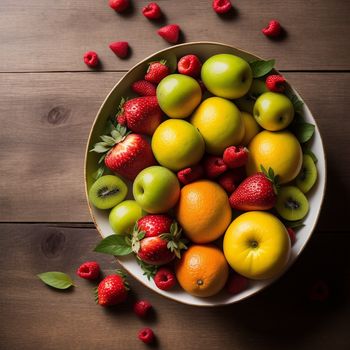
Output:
top-left (201, 54), bottom-right (253, 99)
top-left (156, 74), bottom-right (202, 119)
top-left (249, 79), bottom-right (269, 98)
top-left (133, 166), bottom-right (180, 213)
top-left (253, 92), bottom-right (294, 131)
top-left (109, 200), bottom-right (145, 235)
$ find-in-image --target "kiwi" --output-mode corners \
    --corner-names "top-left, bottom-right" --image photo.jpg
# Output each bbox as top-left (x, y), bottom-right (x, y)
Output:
top-left (275, 186), bottom-right (309, 221)
top-left (295, 154), bottom-right (317, 193)
top-left (88, 175), bottom-right (128, 210)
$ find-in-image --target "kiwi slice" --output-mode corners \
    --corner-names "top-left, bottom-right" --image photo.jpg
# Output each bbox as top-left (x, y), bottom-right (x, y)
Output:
top-left (275, 186), bottom-right (309, 221)
top-left (295, 154), bottom-right (317, 193)
top-left (88, 175), bottom-right (128, 210)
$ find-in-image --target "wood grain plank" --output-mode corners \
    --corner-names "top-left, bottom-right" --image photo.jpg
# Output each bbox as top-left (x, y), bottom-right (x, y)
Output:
top-left (0, 72), bottom-right (348, 229)
top-left (0, 224), bottom-right (348, 350)
top-left (0, 0), bottom-right (349, 72)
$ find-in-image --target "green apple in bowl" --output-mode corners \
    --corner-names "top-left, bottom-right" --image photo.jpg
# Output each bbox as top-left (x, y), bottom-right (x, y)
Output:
top-left (253, 92), bottom-right (294, 131)
top-left (156, 74), bottom-right (202, 119)
top-left (133, 166), bottom-right (180, 213)
top-left (201, 54), bottom-right (253, 99)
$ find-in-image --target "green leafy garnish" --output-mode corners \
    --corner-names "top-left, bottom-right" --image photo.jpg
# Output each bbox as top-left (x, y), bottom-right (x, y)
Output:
top-left (37, 272), bottom-right (74, 290)
top-left (136, 259), bottom-right (158, 280)
top-left (291, 122), bottom-right (315, 143)
top-left (249, 59), bottom-right (275, 78)
top-left (94, 234), bottom-right (133, 256)
top-left (285, 90), bottom-right (304, 113)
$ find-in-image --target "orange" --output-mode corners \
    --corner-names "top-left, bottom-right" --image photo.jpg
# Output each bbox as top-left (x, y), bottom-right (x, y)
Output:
top-left (175, 244), bottom-right (229, 297)
top-left (175, 180), bottom-right (232, 243)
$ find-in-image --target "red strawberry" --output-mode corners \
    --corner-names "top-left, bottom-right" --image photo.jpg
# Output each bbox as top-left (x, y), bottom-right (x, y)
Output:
top-left (109, 0), bottom-right (129, 13)
top-left (226, 272), bottom-right (249, 295)
top-left (223, 146), bottom-right (249, 168)
top-left (137, 214), bottom-right (174, 238)
top-left (262, 20), bottom-right (282, 38)
top-left (203, 155), bottom-right (227, 178)
top-left (144, 60), bottom-right (169, 84)
top-left (266, 75), bottom-right (287, 93)
top-left (177, 164), bottom-right (204, 185)
top-left (154, 267), bottom-right (176, 290)
top-left (138, 327), bottom-right (155, 344)
top-left (157, 24), bottom-right (180, 44)
top-left (117, 96), bottom-right (163, 135)
top-left (286, 227), bottom-right (296, 245)
top-left (142, 2), bottom-right (162, 19)
top-left (131, 80), bottom-right (156, 96)
top-left (77, 261), bottom-right (100, 280)
top-left (96, 271), bottom-right (129, 306)
top-left (178, 55), bottom-right (202, 77)
top-left (109, 41), bottom-right (129, 58)
top-left (212, 0), bottom-right (232, 14)
top-left (83, 51), bottom-right (99, 68)
top-left (217, 171), bottom-right (236, 193)
top-left (229, 167), bottom-right (278, 211)
top-left (133, 300), bottom-right (152, 318)
top-left (91, 125), bottom-right (156, 181)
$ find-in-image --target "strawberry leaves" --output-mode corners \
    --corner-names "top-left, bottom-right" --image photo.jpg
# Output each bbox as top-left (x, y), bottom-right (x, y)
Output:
top-left (136, 259), bottom-right (158, 280)
top-left (159, 222), bottom-right (188, 259)
top-left (94, 234), bottom-right (133, 256)
top-left (37, 272), bottom-right (74, 290)
top-left (260, 165), bottom-right (279, 194)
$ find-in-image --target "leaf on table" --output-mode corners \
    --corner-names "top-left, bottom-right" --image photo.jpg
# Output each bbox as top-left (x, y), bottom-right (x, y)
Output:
top-left (37, 272), bottom-right (74, 290)
top-left (94, 234), bottom-right (132, 256)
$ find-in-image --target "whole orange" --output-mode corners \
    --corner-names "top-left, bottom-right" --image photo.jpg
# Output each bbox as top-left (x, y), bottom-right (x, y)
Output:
top-left (175, 180), bottom-right (232, 243)
top-left (175, 244), bottom-right (229, 297)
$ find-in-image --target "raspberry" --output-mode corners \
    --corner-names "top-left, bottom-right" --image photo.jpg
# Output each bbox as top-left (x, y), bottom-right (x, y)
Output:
top-left (223, 146), bottom-right (249, 168)
top-left (218, 171), bottom-right (237, 193)
top-left (266, 75), bottom-right (287, 93)
top-left (131, 80), bottom-right (156, 96)
top-left (138, 327), bottom-right (155, 344)
top-left (76, 261), bottom-right (100, 280)
top-left (262, 20), bottom-right (282, 38)
top-left (109, 0), bottom-right (129, 13)
top-left (286, 227), bottom-right (296, 245)
top-left (83, 51), bottom-right (99, 68)
top-left (157, 24), bottom-right (180, 44)
top-left (142, 2), bottom-right (162, 19)
top-left (133, 300), bottom-right (152, 318)
top-left (109, 41), bottom-right (129, 58)
top-left (178, 55), bottom-right (202, 77)
top-left (154, 268), bottom-right (176, 290)
top-left (308, 279), bottom-right (330, 302)
top-left (226, 272), bottom-right (249, 294)
top-left (212, 0), bottom-right (232, 14)
top-left (203, 155), bottom-right (228, 178)
top-left (177, 164), bottom-right (204, 185)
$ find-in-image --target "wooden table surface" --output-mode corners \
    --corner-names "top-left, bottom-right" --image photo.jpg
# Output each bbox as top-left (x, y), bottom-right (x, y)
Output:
top-left (0, 1), bottom-right (349, 349)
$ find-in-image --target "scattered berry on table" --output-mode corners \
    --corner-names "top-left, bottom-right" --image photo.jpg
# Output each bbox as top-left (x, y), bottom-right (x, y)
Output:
top-left (83, 51), bottom-right (99, 68)
top-left (154, 267), bottom-right (177, 290)
top-left (226, 272), bottom-right (249, 294)
top-left (142, 2), bottom-right (162, 19)
top-left (97, 272), bottom-right (129, 306)
top-left (109, 41), bottom-right (129, 58)
top-left (157, 24), bottom-right (180, 44)
top-left (203, 155), bottom-right (228, 178)
top-left (131, 80), bottom-right (156, 96)
top-left (217, 171), bottom-right (237, 193)
top-left (178, 55), bottom-right (202, 77)
top-left (266, 75), bottom-right (287, 93)
top-left (133, 300), bottom-right (152, 318)
top-left (223, 146), bottom-right (249, 169)
top-left (109, 0), bottom-right (129, 13)
top-left (262, 20), bottom-right (282, 37)
top-left (212, 0), bottom-right (232, 14)
top-left (138, 327), bottom-right (155, 344)
top-left (77, 261), bottom-right (100, 280)
top-left (177, 164), bottom-right (204, 185)
top-left (145, 60), bottom-right (170, 84)
top-left (286, 227), bottom-right (296, 245)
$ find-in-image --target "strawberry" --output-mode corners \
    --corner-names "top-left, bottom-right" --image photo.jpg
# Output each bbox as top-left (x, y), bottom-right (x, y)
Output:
top-left (217, 171), bottom-right (237, 193)
top-left (83, 51), bottom-right (99, 68)
top-left (137, 214), bottom-right (174, 238)
top-left (154, 267), bottom-right (176, 290)
top-left (131, 80), bottom-right (156, 96)
top-left (266, 75), bottom-right (287, 93)
top-left (262, 20), bottom-right (282, 38)
top-left (134, 300), bottom-right (152, 318)
top-left (223, 146), bottom-right (249, 169)
top-left (226, 272), bottom-right (249, 295)
top-left (229, 166), bottom-right (278, 211)
top-left (77, 261), bottom-right (100, 280)
top-left (116, 96), bottom-right (163, 135)
top-left (90, 124), bottom-right (156, 181)
top-left (177, 164), bottom-right (204, 185)
top-left (203, 155), bottom-right (227, 178)
top-left (96, 271), bottom-right (129, 306)
top-left (286, 227), bottom-right (296, 245)
top-left (212, 0), bottom-right (232, 14)
top-left (109, 41), bottom-right (129, 58)
top-left (157, 24), bottom-right (180, 44)
top-left (142, 2), bottom-right (162, 19)
top-left (138, 327), bottom-right (155, 344)
top-left (109, 0), bottom-right (129, 13)
top-left (178, 55), bottom-right (202, 77)
top-left (144, 60), bottom-right (170, 84)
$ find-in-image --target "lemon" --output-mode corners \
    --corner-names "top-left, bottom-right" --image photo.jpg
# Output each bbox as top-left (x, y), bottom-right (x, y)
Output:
top-left (246, 130), bottom-right (302, 184)
top-left (190, 97), bottom-right (244, 155)
top-left (151, 119), bottom-right (205, 171)
top-left (240, 111), bottom-right (261, 146)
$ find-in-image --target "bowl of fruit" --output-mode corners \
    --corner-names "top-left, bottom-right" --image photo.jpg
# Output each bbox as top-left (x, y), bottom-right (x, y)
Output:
top-left (85, 42), bottom-right (326, 306)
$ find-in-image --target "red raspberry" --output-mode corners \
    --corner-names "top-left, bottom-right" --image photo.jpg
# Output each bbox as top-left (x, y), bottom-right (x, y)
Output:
top-left (262, 20), bottom-right (282, 38)
top-left (154, 268), bottom-right (176, 290)
top-left (109, 41), bottom-right (129, 58)
top-left (144, 61), bottom-right (169, 84)
top-left (203, 155), bottom-right (228, 178)
top-left (142, 2), bottom-right (162, 19)
top-left (138, 327), bottom-right (155, 344)
top-left (212, 0), bottom-right (232, 14)
top-left (109, 0), bottom-right (129, 13)
top-left (76, 261), bottom-right (100, 280)
top-left (131, 80), bottom-right (156, 96)
top-left (83, 51), bottom-right (99, 68)
top-left (226, 272), bottom-right (249, 294)
top-left (218, 171), bottom-right (236, 193)
top-left (223, 146), bottom-right (249, 168)
top-left (133, 300), bottom-right (152, 318)
top-left (178, 55), bottom-right (202, 77)
top-left (177, 164), bottom-right (204, 185)
top-left (157, 24), bottom-right (180, 44)
top-left (286, 227), bottom-right (296, 245)
top-left (308, 279), bottom-right (330, 302)
top-left (266, 75), bottom-right (287, 93)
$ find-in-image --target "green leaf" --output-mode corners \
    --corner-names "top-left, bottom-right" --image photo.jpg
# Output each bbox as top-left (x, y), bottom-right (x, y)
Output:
top-left (93, 166), bottom-right (105, 180)
top-left (249, 59), bottom-right (275, 78)
top-left (100, 135), bottom-right (117, 145)
top-left (98, 154), bottom-right (106, 165)
top-left (136, 259), bottom-right (158, 280)
top-left (94, 234), bottom-right (132, 256)
top-left (90, 143), bottom-right (110, 154)
top-left (37, 272), bottom-right (74, 290)
top-left (304, 149), bottom-right (318, 163)
top-left (292, 122), bottom-right (315, 143)
top-left (285, 91), bottom-right (304, 113)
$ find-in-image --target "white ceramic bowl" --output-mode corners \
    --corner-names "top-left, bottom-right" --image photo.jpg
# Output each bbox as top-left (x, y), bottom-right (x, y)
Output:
top-left (85, 42), bottom-right (326, 306)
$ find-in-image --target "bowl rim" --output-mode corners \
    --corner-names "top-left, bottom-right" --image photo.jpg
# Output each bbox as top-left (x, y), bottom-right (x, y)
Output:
top-left (84, 41), bottom-right (327, 307)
